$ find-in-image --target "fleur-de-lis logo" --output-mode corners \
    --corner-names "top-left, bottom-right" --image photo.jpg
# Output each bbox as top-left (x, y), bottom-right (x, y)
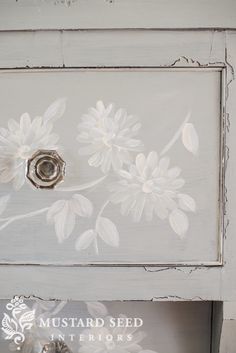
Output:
top-left (1, 296), bottom-right (35, 350)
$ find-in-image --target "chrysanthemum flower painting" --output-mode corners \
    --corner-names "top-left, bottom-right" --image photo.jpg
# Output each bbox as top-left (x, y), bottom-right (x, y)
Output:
top-left (0, 98), bottom-right (66, 190)
top-left (77, 101), bottom-right (144, 173)
top-left (0, 98), bottom-right (199, 254)
top-left (110, 151), bottom-right (196, 237)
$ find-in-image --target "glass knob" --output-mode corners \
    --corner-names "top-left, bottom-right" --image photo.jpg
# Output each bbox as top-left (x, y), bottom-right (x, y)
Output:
top-left (27, 150), bottom-right (66, 189)
top-left (41, 340), bottom-right (73, 353)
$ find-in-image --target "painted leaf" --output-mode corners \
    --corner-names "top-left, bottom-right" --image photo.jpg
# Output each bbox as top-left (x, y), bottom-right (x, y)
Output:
top-left (19, 310), bottom-right (35, 326)
top-left (21, 322), bottom-right (34, 332)
top-left (96, 217), bottom-right (119, 247)
top-left (47, 200), bottom-right (66, 224)
top-left (0, 194), bottom-right (10, 215)
top-left (2, 327), bottom-right (15, 340)
top-left (43, 98), bottom-right (67, 123)
top-left (70, 194), bottom-right (93, 218)
top-left (1, 314), bottom-right (17, 339)
top-left (182, 123), bottom-right (199, 155)
top-left (75, 229), bottom-right (96, 251)
top-left (169, 209), bottom-right (189, 237)
top-left (178, 193), bottom-right (196, 212)
top-left (86, 302), bottom-right (108, 318)
top-left (54, 202), bottom-right (76, 243)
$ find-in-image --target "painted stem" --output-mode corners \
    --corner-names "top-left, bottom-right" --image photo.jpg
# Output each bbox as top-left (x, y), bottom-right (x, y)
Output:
top-left (56, 175), bottom-right (107, 192)
top-left (160, 112), bottom-right (191, 156)
top-left (0, 207), bottom-right (49, 231)
top-left (97, 200), bottom-right (110, 219)
top-left (92, 200), bottom-right (110, 255)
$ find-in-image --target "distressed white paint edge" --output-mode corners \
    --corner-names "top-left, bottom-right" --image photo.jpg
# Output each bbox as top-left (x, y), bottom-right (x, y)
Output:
top-left (0, 0), bottom-right (236, 30)
top-left (0, 30), bottom-right (234, 301)
top-left (0, 30), bottom-right (226, 68)
top-left (0, 265), bottom-right (223, 301)
top-left (0, 30), bottom-right (226, 266)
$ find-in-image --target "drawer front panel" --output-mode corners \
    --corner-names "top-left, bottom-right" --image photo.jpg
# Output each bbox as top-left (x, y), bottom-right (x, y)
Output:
top-left (0, 299), bottom-right (211, 353)
top-left (0, 68), bottom-right (223, 265)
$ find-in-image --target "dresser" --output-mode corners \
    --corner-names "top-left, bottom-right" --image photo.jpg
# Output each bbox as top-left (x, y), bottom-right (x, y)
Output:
top-left (0, 1), bottom-right (235, 352)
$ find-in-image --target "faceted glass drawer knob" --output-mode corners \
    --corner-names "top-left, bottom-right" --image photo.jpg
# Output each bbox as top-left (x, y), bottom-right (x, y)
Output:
top-left (41, 341), bottom-right (73, 353)
top-left (27, 150), bottom-right (65, 189)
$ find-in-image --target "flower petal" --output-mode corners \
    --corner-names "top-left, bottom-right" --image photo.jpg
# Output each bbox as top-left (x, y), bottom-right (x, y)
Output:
top-left (169, 209), bottom-right (189, 237)
top-left (146, 151), bottom-right (158, 171)
top-left (178, 193), bottom-right (196, 212)
top-left (43, 98), bottom-right (67, 123)
top-left (20, 113), bottom-right (31, 135)
top-left (88, 152), bottom-right (103, 167)
top-left (118, 170), bottom-right (132, 179)
top-left (135, 153), bottom-right (146, 175)
top-left (182, 123), bottom-right (199, 155)
top-left (101, 150), bottom-right (112, 174)
top-left (75, 229), bottom-right (96, 251)
top-left (8, 119), bottom-right (19, 133)
top-left (96, 217), bottom-right (119, 247)
top-left (132, 193), bottom-right (146, 222)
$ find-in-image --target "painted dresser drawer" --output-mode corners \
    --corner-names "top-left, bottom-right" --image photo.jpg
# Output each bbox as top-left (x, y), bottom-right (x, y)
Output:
top-left (0, 66), bottom-right (224, 266)
top-left (0, 298), bottom-right (212, 353)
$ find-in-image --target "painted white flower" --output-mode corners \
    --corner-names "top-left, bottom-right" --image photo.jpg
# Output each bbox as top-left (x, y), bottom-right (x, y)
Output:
top-left (0, 98), bottom-right (66, 190)
top-left (79, 315), bottom-right (146, 353)
top-left (47, 194), bottom-right (93, 243)
top-left (77, 101), bottom-right (144, 174)
top-left (110, 151), bottom-right (196, 237)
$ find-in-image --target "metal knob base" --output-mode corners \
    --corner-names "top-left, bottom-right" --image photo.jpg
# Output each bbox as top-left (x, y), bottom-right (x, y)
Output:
top-left (27, 150), bottom-right (66, 189)
top-left (42, 340), bottom-right (73, 353)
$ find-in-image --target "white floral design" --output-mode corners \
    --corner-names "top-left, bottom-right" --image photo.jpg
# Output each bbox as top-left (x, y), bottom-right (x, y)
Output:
top-left (76, 212), bottom-right (119, 254)
top-left (110, 151), bottom-right (196, 237)
top-left (81, 302), bottom-right (158, 353)
top-left (47, 194), bottom-right (93, 243)
top-left (2, 296), bottom-right (35, 348)
top-left (77, 101), bottom-right (144, 174)
top-left (0, 99), bottom-right (199, 252)
top-left (0, 98), bottom-right (66, 190)
top-left (8, 300), bottom-right (66, 353)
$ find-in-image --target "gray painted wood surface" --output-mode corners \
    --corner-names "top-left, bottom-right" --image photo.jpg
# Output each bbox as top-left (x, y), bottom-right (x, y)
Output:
top-left (0, 30), bottom-right (234, 302)
top-left (0, 0), bottom-right (235, 30)
top-left (0, 68), bottom-right (222, 265)
top-left (0, 2), bottom-right (236, 352)
top-left (0, 300), bottom-right (212, 353)
top-left (211, 301), bottom-right (236, 353)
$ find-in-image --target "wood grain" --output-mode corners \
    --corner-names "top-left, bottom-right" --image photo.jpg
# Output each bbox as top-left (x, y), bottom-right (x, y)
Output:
top-left (0, 0), bottom-right (235, 30)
